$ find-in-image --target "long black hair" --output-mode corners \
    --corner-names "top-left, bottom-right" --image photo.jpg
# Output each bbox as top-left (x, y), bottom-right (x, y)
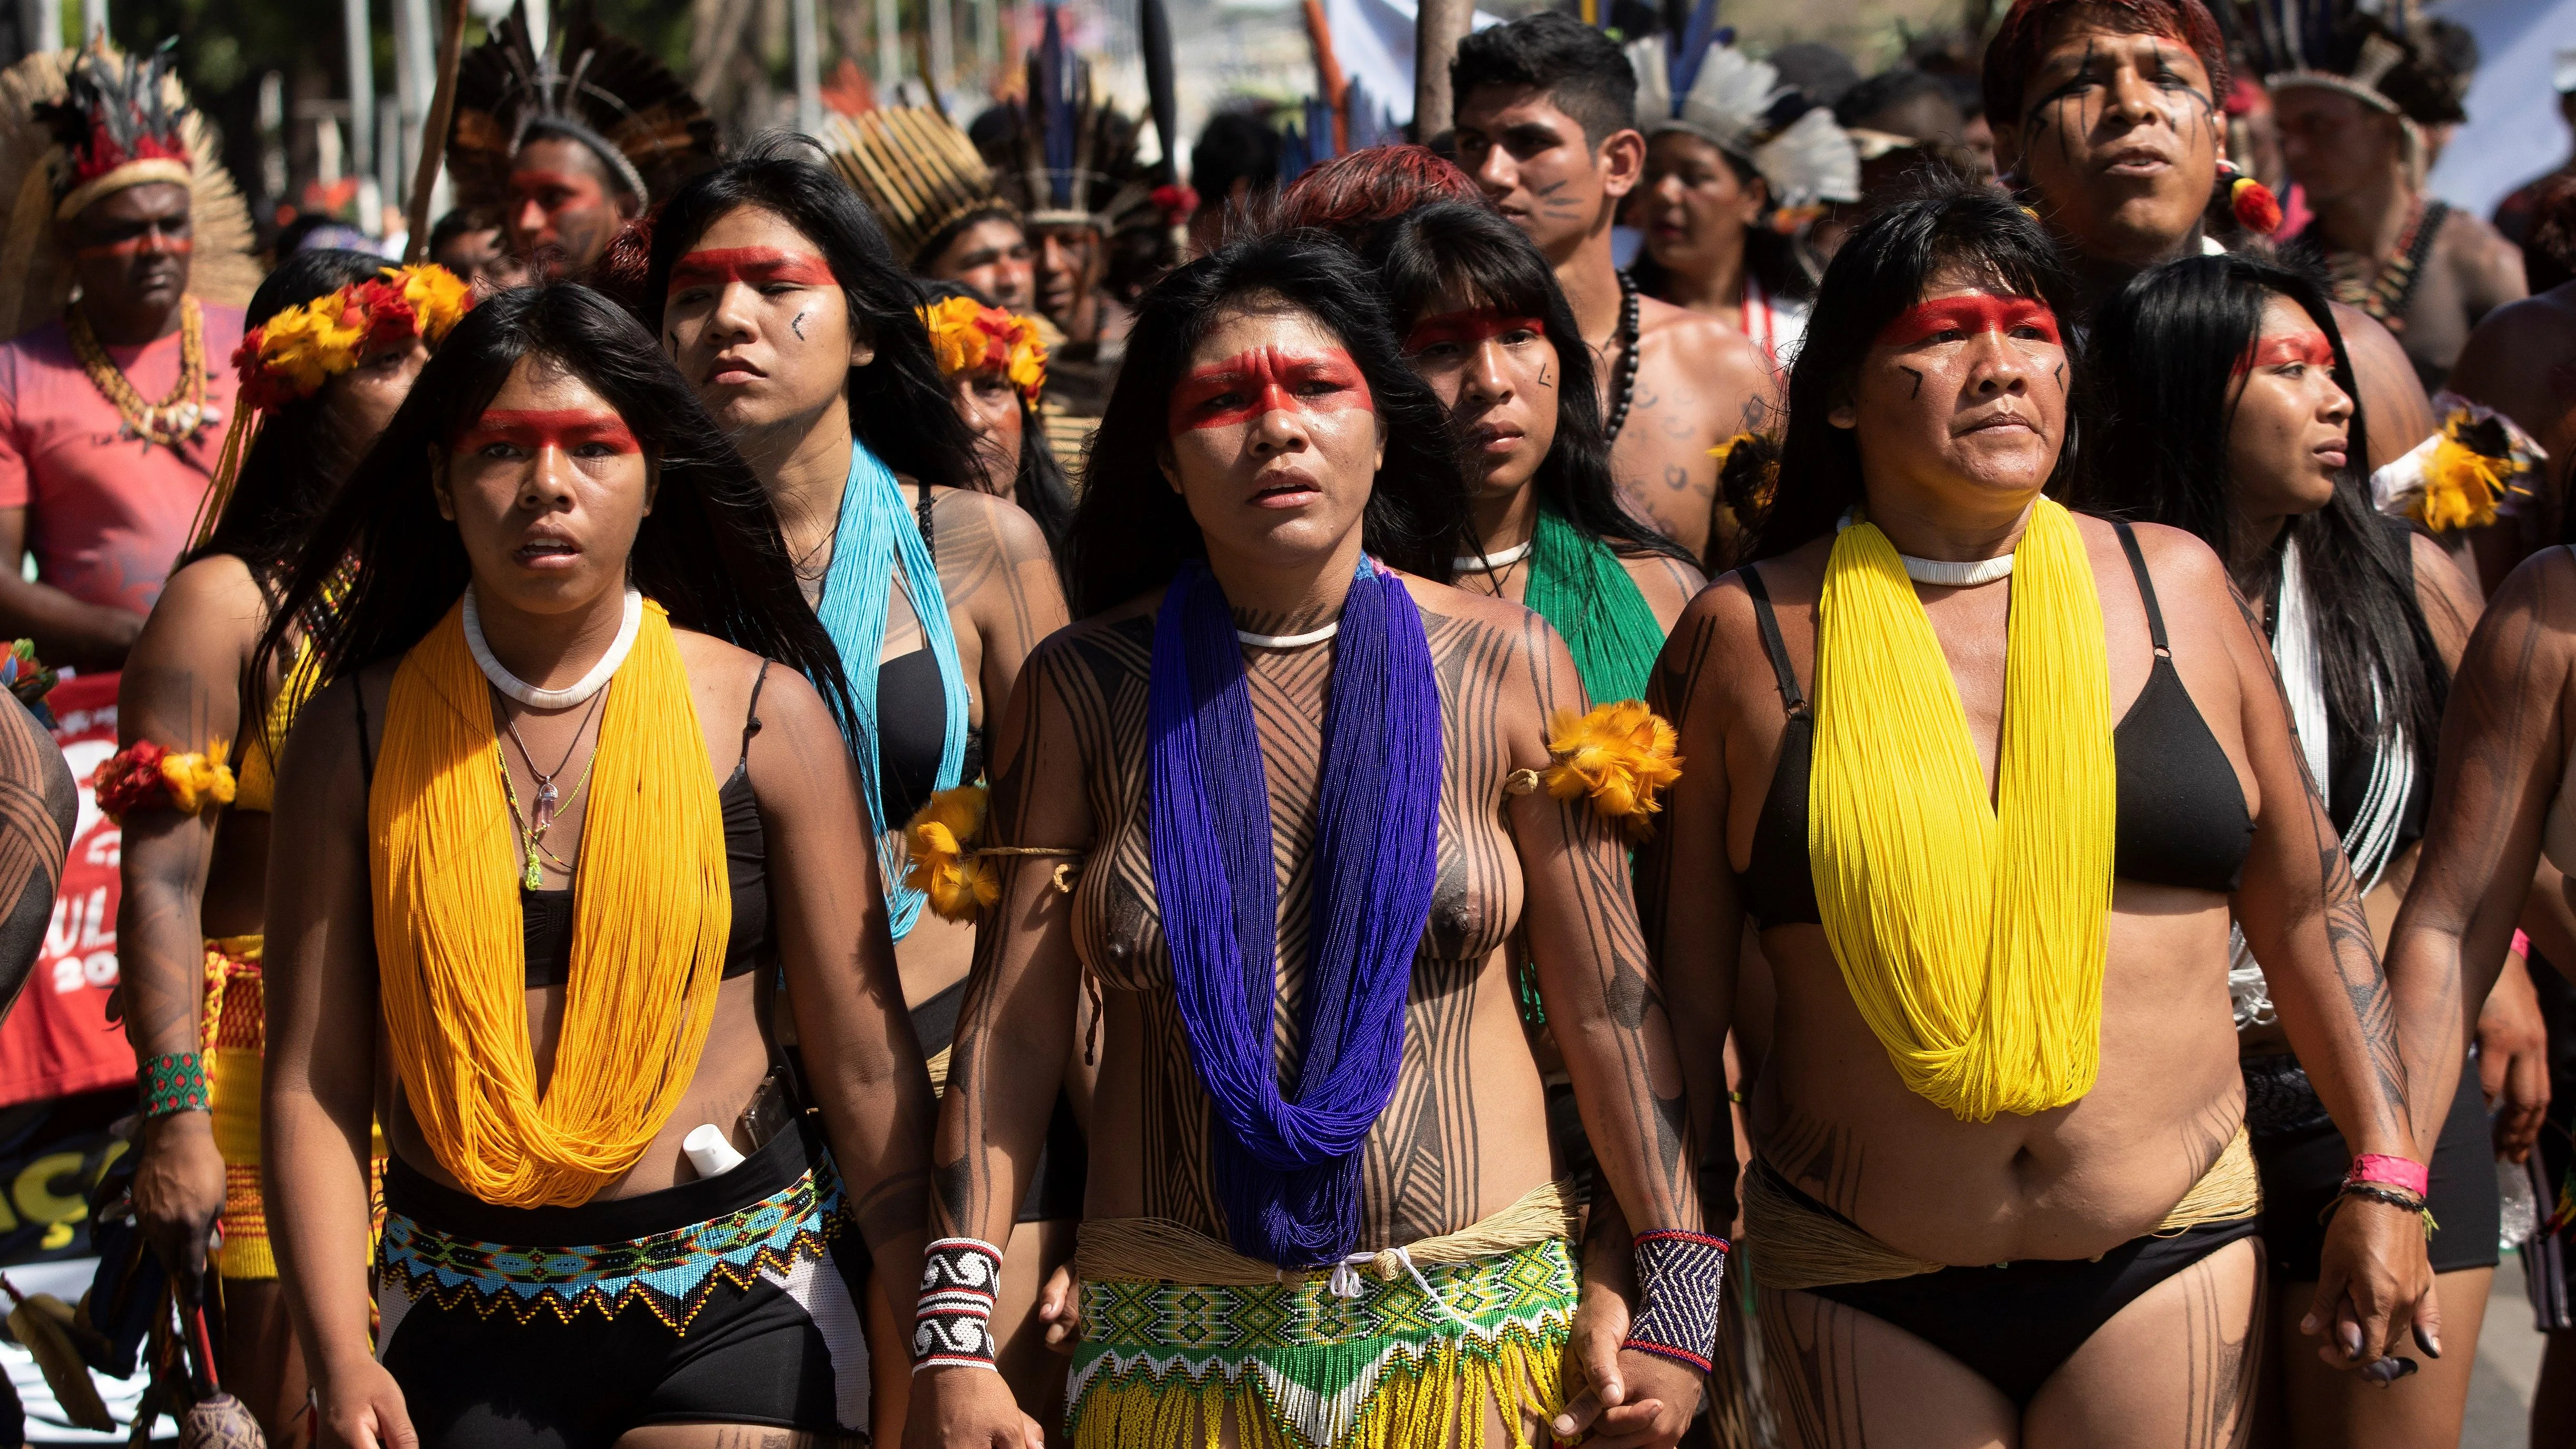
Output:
top-left (642, 135), bottom-right (979, 493)
top-left (917, 278), bottom-right (1075, 558)
top-left (1745, 182), bottom-right (2081, 562)
top-left (2077, 253), bottom-right (2444, 754)
top-left (1065, 231), bottom-right (1468, 617)
top-left (1361, 201), bottom-right (1695, 565)
top-left (251, 283), bottom-right (855, 730)
top-left (186, 249), bottom-right (391, 579)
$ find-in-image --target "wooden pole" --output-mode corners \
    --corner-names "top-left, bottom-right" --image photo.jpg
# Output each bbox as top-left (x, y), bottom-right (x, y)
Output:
top-left (1414, 0), bottom-right (1470, 142)
top-left (1300, 0), bottom-right (1348, 153)
top-left (402, 0), bottom-right (468, 264)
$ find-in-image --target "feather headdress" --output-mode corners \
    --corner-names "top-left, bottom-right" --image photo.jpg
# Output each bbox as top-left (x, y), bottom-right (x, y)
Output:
top-left (1626, 21), bottom-right (1858, 209)
top-left (2228, 0), bottom-right (2474, 127)
top-left (981, 4), bottom-right (1156, 237)
top-left (446, 0), bottom-right (718, 218)
top-left (821, 106), bottom-right (1011, 268)
top-left (0, 41), bottom-right (256, 342)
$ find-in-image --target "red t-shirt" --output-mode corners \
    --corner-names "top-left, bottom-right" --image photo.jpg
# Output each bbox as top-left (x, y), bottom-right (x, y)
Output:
top-left (0, 302), bottom-right (245, 616)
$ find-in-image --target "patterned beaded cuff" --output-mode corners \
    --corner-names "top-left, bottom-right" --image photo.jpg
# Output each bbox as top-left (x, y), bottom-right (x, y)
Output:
top-left (913, 1236), bottom-right (1004, 1371)
top-left (139, 1051), bottom-right (210, 1118)
top-left (1622, 1229), bottom-right (1729, 1372)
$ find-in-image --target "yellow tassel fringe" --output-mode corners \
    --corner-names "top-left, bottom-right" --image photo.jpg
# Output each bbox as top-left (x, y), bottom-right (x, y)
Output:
top-left (1069, 1332), bottom-right (1565, 1449)
top-left (904, 784), bottom-right (1000, 922)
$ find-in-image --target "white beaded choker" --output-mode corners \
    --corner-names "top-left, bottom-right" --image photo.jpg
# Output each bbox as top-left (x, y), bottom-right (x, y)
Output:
top-left (1454, 538), bottom-right (1534, 571)
top-left (464, 586), bottom-right (645, 708)
top-left (1236, 622), bottom-right (1340, 649)
top-left (1834, 508), bottom-right (2016, 587)
top-left (1899, 552), bottom-right (2015, 587)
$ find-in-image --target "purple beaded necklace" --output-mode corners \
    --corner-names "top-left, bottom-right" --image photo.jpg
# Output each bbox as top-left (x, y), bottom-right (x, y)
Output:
top-left (1147, 555), bottom-right (1443, 1268)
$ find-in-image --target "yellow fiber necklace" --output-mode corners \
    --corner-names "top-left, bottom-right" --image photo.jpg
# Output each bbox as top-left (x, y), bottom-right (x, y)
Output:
top-left (371, 597), bottom-right (731, 1207)
top-left (1809, 497), bottom-right (2115, 1122)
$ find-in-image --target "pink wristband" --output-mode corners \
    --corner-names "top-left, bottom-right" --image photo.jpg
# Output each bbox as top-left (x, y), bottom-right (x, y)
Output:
top-left (2514, 929), bottom-right (2533, 961)
top-left (2346, 1154), bottom-right (2430, 1198)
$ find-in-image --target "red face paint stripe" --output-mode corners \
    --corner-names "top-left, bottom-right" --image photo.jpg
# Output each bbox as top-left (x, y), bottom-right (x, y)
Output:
top-left (2234, 330), bottom-right (2337, 375)
top-left (74, 236), bottom-right (193, 257)
top-left (1402, 310), bottom-right (1547, 354)
top-left (1875, 293), bottom-right (2063, 349)
top-left (667, 247), bottom-right (840, 296)
top-left (1168, 347), bottom-right (1374, 434)
top-left (454, 409), bottom-right (642, 456)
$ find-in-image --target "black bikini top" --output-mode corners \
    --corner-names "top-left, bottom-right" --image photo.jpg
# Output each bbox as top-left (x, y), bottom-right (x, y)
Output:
top-left (522, 662), bottom-right (776, 988)
top-left (874, 482), bottom-right (986, 829)
top-left (1738, 516), bottom-right (2254, 929)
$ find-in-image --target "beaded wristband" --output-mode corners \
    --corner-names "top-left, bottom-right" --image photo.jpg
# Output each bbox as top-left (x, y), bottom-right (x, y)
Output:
top-left (2346, 1154), bottom-right (2430, 1198)
top-left (1621, 1229), bottom-right (1729, 1372)
top-left (913, 1236), bottom-right (1004, 1372)
top-left (139, 1051), bottom-right (210, 1118)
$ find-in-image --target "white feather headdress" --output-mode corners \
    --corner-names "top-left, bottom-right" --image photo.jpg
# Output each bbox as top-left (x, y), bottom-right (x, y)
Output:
top-left (1626, 33), bottom-right (1859, 209)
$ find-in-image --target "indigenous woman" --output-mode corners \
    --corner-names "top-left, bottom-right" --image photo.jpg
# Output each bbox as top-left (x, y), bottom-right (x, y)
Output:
top-left (918, 280), bottom-right (1076, 555)
top-left (910, 232), bottom-right (1715, 1449)
top-left (258, 283), bottom-right (937, 1446)
top-left (2081, 253), bottom-right (2492, 1448)
top-left (643, 148), bottom-right (1077, 1434)
top-left (1640, 187), bottom-right (2436, 1446)
top-left (110, 250), bottom-right (463, 1436)
top-left (1620, 32), bottom-right (1854, 369)
top-left (1367, 199), bottom-right (1704, 695)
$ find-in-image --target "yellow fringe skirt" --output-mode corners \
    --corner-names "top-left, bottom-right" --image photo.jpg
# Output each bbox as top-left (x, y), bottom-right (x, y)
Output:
top-left (201, 935), bottom-right (272, 1281)
top-left (1065, 1220), bottom-right (1575, 1449)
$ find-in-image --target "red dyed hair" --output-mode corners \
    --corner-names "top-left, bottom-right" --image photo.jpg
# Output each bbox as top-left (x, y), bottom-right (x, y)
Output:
top-left (1275, 146), bottom-right (1487, 241)
top-left (1982, 0), bottom-right (2230, 131)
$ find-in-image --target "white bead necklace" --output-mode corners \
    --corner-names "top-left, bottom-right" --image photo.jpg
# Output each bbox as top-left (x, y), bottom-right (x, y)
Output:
top-left (1899, 552), bottom-right (2016, 587)
top-left (1236, 621), bottom-right (1341, 649)
top-left (1834, 508), bottom-right (2017, 587)
top-left (464, 586), bottom-right (645, 709)
top-left (1453, 538), bottom-right (1534, 571)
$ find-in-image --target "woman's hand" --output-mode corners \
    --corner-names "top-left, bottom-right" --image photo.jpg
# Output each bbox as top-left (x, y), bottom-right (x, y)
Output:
top-left (130, 1111), bottom-right (225, 1282)
top-left (313, 1354), bottom-right (417, 1449)
top-left (2305, 1198), bottom-right (2441, 1381)
top-left (900, 1366), bottom-right (1044, 1449)
top-left (2479, 949), bottom-right (2552, 1163)
top-left (1037, 1262), bottom-right (1080, 1354)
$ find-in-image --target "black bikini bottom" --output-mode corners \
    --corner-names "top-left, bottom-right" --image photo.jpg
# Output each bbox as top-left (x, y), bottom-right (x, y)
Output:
top-left (1771, 1165), bottom-right (2262, 1407)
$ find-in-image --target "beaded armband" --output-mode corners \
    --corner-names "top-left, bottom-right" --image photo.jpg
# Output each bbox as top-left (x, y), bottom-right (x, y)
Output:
top-left (139, 1051), bottom-right (209, 1118)
top-left (1503, 703), bottom-right (1683, 841)
top-left (1621, 1229), bottom-right (1729, 1371)
top-left (92, 741), bottom-right (236, 823)
top-left (913, 1236), bottom-right (1004, 1371)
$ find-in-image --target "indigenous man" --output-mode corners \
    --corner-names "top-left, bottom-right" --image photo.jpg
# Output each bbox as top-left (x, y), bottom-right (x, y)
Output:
top-left (425, 207), bottom-right (529, 292)
top-left (823, 107), bottom-right (1036, 314)
top-left (0, 41), bottom-right (258, 673)
top-left (2268, 18), bottom-right (2524, 391)
top-left (1982, 0), bottom-right (2438, 473)
top-left (446, 1), bottom-right (716, 281)
top-left (1452, 12), bottom-right (1777, 565)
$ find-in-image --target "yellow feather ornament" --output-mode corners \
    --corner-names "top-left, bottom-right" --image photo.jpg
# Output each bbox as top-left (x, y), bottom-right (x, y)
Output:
top-left (904, 785), bottom-right (1001, 923)
top-left (1537, 701), bottom-right (1684, 840)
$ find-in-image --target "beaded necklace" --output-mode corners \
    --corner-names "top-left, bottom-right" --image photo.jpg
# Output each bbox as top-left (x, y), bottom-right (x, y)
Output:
top-left (1601, 270), bottom-right (1643, 443)
top-left (66, 296), bottom-right (213, 448)
top-left (2317, 197), bottom-right (2449, 331)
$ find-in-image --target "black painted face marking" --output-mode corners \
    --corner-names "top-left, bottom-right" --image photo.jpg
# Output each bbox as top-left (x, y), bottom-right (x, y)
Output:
top-left (1537, 362), bottom-right (1555, 391)
top-left (791, 309), bottom-right (810, 341)
top-left (2053, 361), bottom-right (2066, 390)
top-left (1899, 366), bottom-right (1925, 399)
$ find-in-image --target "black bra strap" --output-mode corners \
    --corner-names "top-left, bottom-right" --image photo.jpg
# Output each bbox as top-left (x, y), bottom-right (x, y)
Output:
top-left (352, 675), bottom-right (375, 789)
top-left (2109, 517), bottom-right (2170, 655)
top-left (738, 659), bottom-right (773, 769)
top-left (1736, 566), bottom-right (1807, 714)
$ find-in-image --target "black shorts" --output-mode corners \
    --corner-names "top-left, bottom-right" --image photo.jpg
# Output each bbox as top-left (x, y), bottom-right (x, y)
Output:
top-left (376, 1120), bottom-right (873, 1449)
top-left (2245, 1051), bottom-right (2500, 1280)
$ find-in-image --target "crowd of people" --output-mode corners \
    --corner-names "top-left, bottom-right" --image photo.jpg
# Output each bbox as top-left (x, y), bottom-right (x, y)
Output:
top-left (0, 0), bottom-right (2569, 1444)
